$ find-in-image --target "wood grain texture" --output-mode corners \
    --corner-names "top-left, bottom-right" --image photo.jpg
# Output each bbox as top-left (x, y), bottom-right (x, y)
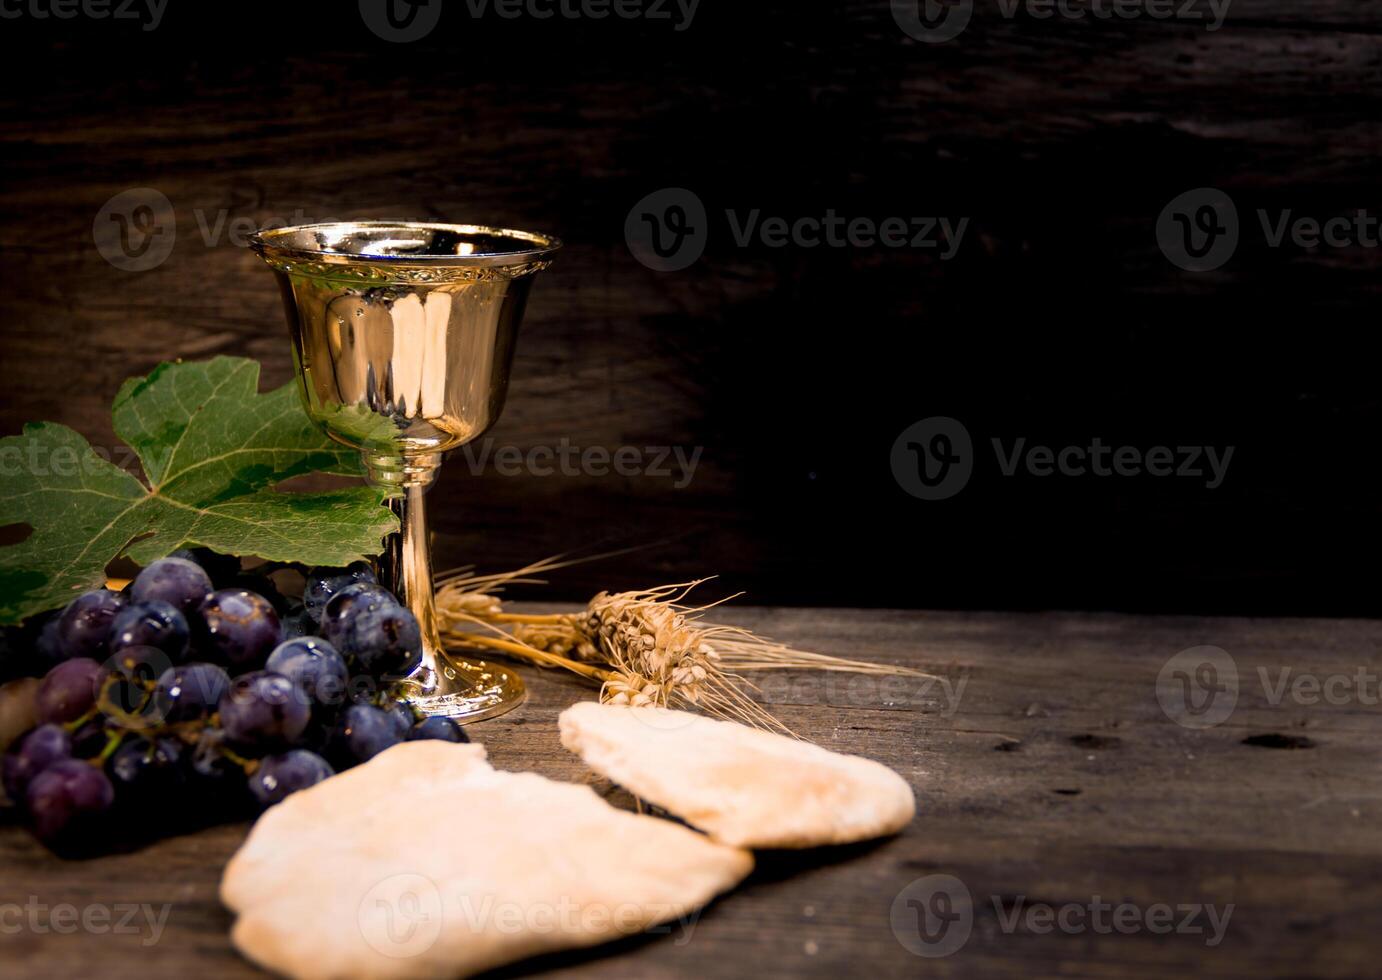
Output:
top-left (1, 605), bottom-right (1379, 978)
top-left (0, 1), bottom-right (1380, 614)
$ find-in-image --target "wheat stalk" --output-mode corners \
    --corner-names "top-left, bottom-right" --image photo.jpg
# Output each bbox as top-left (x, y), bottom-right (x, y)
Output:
top-left (435, 565), bottom-right (937, 732)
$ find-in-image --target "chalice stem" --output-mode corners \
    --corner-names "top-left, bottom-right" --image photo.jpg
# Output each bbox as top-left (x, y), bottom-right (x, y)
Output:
top-left (384, 477), bottom-right (443, 659)
top-left (366, 452), bottom-right (444, 664)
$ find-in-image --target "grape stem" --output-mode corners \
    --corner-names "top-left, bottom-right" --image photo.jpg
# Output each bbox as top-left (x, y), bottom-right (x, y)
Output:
top-left (63, 708), bottom-right (100, 733)
top-left (92, 730), bottom-right (126, 766)
top-left (219, 744), bottom-right (259, 775)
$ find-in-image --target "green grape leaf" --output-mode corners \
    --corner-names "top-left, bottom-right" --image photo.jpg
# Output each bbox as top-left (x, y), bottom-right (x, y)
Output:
top-left (0, 356), bottom-right (398, 624)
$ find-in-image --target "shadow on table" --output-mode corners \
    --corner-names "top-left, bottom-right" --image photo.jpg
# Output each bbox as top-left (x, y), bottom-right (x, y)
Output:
top-left (745, 838), bottom-right (891, 885)
top-left (475, 925), bottom-right (676, 979)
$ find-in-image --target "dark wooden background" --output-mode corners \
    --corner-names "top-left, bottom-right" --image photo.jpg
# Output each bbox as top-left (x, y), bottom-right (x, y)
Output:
top-left (1, 0), bottom-right (1380, 614)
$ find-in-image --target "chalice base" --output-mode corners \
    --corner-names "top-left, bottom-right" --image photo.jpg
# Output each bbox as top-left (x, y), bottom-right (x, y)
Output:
top-left (396, 653), bottom-right (527, 722)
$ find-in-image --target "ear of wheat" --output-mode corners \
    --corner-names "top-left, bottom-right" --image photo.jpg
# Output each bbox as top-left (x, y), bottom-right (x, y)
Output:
top-left (435, 563), bottom-right (937, 732)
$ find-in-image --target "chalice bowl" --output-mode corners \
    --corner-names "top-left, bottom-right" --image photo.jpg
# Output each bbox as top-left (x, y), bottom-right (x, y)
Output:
top-left (250, 221), bottom-right (560, 720)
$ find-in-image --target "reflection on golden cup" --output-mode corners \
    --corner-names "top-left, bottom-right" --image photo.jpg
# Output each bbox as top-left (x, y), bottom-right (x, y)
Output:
top-left (251, 222), bottom-right (560, 720)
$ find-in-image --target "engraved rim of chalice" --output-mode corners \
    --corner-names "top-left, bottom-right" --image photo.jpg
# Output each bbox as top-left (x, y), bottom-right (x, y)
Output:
top-left (249, 220), bottom-right (562, 271)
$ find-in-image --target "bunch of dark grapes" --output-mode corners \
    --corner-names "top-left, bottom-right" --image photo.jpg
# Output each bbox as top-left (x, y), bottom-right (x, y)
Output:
top-left (0, 551), bottom-right (466, 856)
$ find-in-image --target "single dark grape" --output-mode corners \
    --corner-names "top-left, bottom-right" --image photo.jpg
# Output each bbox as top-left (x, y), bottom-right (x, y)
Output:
top-left (408, 717), bottom-right (468, 743)
top-left (218, 671), bottom-right (310, 755)
top-left (108, 736), bottom-right (185, 818)
top-left (56, 589), bottom-right (126, 661)
top-left (302, 562), bottom-right (377, 624)
top-left (319, 583), bottom-right (397, 650)
top-left (329, 704), bottom-right (404, 766)
top-left (249, 749), bottom-right (334, 808)
top-left (108, 601), bottom-right (190, 663)
top-left (34, 658), bottom-right (105, 725)
top-left (338, 603), bottom-right (423, 678)
top-left (152, 662), bottom-right (231, 724)
top-left (130, 557), bottom-right (213, 618)
top-left (24, 758), bottom-right (115, 850)
top-left (197, 590), bottom-right (281, 671)
top-left (2, 723), bottom-right (72, 799)
top-left (266, 638), bottom-right (348, 711)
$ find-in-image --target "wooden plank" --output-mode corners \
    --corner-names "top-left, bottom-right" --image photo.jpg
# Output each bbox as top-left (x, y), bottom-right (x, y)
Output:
top-left (1, 606), bottom-right (1378, 978)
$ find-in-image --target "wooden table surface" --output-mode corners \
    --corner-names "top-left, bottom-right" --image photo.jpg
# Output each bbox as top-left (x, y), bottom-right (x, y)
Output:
top-left (2, 605), bottom-right (1379, 979)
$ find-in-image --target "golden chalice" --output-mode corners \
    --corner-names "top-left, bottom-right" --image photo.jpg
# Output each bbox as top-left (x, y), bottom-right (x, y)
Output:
top-left (251, 221), bottom-right (559, 720)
